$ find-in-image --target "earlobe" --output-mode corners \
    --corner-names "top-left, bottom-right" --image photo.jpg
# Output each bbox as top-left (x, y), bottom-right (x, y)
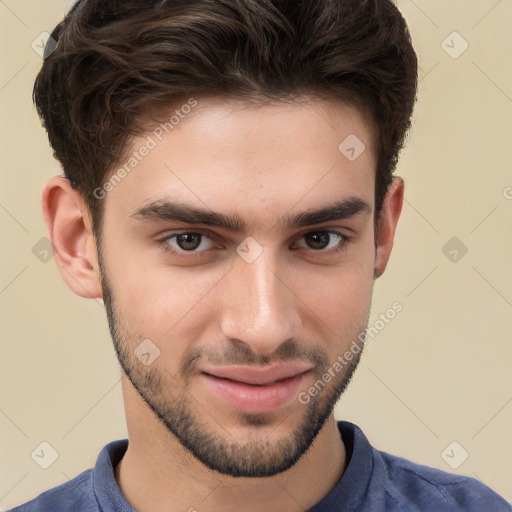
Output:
top-left (374, 176), bottom-right (404, 279)
top-left (41, 175), bottom-right (103, 299)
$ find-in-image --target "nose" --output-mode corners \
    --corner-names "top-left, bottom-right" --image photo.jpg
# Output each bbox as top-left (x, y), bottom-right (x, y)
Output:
top-left (218, 247), bottom-right (302, 357)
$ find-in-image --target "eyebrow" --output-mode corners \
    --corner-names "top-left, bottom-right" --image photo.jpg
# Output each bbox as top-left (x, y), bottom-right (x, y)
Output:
top-left (129, 196), bottom-right (371, 232)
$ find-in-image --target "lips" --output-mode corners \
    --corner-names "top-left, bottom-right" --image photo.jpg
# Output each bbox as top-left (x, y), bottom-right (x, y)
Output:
top-left (201, 363), bottom-right (312, 386)
top-left (199, 363), bottom-right (312, 414)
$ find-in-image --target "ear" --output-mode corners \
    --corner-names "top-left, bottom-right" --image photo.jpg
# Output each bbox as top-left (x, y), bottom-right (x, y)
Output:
top-left (374, 176), bottom-right (404, 279)
top-left (41, 175), bottom-right (103, 299)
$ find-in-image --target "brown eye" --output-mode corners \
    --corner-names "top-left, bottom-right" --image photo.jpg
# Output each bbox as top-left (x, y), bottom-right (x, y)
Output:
top-left (176, 233), bottom-right (203, 251)
top-left (296, 230), bottom-right (349, 253)
top-left (304, 232), bottom-right (331, 250)
top-left (159, 231), bottom-right (217, 256)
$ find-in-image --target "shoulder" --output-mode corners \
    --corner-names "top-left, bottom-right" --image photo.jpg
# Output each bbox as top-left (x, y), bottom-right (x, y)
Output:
top-left (5, 470), bottom-right (97, 512)
top-left (375, 449), bottom-right (512, 512)
top-left (5, 439), bottom-right (129, 512)
top-left (336, 421), bottom-right (511, 512)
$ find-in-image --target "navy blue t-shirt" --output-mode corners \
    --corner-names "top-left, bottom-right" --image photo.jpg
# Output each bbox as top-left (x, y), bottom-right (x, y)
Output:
top-left (7, 421), bottom-right (511, 511)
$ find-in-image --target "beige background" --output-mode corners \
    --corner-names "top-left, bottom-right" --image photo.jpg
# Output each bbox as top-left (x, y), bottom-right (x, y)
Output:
top-left (1, 0), bottom-right (511, 509)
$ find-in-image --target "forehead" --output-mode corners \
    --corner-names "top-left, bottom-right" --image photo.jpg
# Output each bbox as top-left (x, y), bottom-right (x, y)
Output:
top-left (102, 96), bottom-right (376, 228)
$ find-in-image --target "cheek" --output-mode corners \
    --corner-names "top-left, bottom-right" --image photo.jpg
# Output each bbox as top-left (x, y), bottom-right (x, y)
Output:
top-left (99, 220), bottom-right (219, 336)
top-left (110, 253), bottom-right (226, 340)
top-left (298, 260), bottom-right (373, 333)
top-left (290, 232), bottom-right (376, 341)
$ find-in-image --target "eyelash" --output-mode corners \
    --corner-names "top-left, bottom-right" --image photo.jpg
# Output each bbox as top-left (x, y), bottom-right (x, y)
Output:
top-left (156, 229), bottom-right (352, 260)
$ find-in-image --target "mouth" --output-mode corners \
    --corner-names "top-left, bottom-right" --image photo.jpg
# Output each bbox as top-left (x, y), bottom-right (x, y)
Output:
top-left (203, 373), bottom-right (302, 386)
top-left (199, 364), bottom-right (312, 414)
top-left (201, 363), bottom-right (313, 385)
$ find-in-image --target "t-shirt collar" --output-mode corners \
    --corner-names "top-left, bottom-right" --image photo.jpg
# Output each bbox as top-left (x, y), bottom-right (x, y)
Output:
top-left (92, 421), bottom-right (374, 511)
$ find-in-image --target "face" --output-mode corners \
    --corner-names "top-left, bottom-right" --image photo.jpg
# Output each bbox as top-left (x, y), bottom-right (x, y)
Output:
top-left (96, 97), bottom-right (377, 477)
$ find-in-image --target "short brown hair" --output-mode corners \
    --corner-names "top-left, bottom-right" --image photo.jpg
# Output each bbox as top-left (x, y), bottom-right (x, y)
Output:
top-left (33, 0), bottom-right (418, 242)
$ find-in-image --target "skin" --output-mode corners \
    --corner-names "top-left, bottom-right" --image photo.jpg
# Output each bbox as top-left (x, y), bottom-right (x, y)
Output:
top-left (41, 96), bottom-right (404, 512)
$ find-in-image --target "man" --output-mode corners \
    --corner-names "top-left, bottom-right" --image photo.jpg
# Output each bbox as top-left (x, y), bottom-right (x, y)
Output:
top-left (9, 0), bottom-right (511, 511)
